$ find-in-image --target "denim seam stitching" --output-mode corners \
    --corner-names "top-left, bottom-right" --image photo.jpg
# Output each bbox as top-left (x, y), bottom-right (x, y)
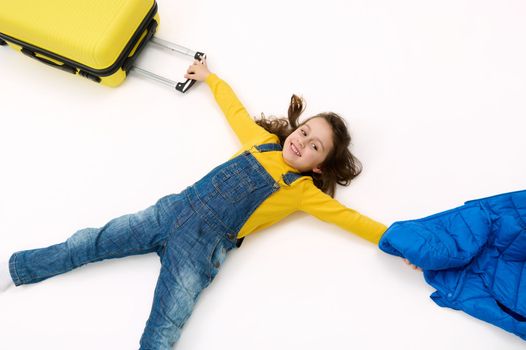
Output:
top-left (9, 253), bottom-right (22, 285)
top-left (186, 189), bottom-right (232, 235)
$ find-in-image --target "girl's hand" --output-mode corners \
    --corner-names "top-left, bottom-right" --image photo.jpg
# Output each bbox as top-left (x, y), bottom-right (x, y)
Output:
top-left (403, 258), bottom-right (422, 271)
top-left (184, 57), bottom-right (211, 82)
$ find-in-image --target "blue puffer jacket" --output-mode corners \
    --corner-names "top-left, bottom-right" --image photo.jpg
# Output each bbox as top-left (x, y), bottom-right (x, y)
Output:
top-left (379, 190), bottom-right (526, 340)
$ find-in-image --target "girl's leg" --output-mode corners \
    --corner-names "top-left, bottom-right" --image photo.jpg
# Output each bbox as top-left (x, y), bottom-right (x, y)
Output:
top-left (138, 230), bottom-right (230, 350)
top-left (138, 260), bottom-right (204, 349)
top-left (9, 203), bottom-right (170, 286)
top-left (138, 231), bottom-right (226, 349)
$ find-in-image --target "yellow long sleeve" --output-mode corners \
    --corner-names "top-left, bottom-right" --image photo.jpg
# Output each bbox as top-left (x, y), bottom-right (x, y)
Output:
top-left (206, 73), bottom-right (271, 146)
top-left (298, 179), bottom-right (387, 244)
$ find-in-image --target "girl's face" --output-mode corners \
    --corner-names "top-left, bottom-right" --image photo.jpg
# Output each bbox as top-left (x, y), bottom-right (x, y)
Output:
top-left (282, 117), bottom-right (333, 173)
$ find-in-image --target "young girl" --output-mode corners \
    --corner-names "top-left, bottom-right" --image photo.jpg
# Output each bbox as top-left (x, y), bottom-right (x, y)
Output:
top-left (0, 59), bottom-right (387, 349)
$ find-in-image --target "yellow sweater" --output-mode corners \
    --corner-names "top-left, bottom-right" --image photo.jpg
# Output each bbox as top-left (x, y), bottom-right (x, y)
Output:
top-left (206, 74), bottom-right (387, 244)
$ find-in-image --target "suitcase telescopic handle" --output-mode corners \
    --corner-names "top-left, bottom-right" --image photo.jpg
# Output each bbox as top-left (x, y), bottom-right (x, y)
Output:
top-left (132, 37), bottom-right (205, 93)
top-left (21, 48), bottom-right (77, 74)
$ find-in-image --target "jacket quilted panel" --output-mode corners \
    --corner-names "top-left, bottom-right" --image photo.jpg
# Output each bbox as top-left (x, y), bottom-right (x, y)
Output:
top-left (379, 190), bottom-right (526, 340)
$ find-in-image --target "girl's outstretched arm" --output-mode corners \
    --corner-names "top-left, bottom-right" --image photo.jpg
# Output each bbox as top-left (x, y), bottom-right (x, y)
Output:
top-left (298, 180), bottom-right (387, 244)
top-left (185, 59), bottom-right (272, 146)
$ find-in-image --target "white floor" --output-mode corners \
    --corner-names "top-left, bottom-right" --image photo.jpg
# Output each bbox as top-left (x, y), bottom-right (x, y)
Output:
top-left (1, 1), bottom-right (525, 349)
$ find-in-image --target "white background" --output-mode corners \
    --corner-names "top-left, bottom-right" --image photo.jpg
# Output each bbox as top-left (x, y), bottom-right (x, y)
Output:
top-left (1, 0), bottom-right (525, 349)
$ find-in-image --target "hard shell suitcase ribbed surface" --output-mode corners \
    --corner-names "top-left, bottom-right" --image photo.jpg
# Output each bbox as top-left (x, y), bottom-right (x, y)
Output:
top-left (0, 0), bottom-right (159, 87)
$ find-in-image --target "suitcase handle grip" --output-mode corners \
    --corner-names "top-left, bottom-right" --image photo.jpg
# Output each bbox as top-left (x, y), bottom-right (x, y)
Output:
top-left (132, 38), bottom-right (205, 93)
top-left (176, 51), bottom-right (205, 93)
top-left (21, 48), bottom-right (77, 74)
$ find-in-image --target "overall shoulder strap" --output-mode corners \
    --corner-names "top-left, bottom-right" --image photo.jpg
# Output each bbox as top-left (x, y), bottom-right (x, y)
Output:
top-left (254, 143), bottom-right (282, 152)
top-left (282, 172), bottom-right (304, 185)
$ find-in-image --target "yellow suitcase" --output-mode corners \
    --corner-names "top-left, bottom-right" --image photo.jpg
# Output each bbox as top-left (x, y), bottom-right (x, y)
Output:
top-left (0, 0), bottom-right (203, 92)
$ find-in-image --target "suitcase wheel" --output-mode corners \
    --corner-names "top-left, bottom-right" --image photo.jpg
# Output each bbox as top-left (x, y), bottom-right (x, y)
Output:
top-left (79, 70), bottom-right (101, 83)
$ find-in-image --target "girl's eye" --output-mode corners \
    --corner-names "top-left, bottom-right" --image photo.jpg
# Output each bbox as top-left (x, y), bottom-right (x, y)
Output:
top-left (301, 129), bottom-right (306, 136)
top-left (312, 144), bottom-right (318, 151)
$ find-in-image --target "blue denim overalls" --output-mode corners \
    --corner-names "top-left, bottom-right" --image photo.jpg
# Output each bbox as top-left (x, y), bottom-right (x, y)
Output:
top-left (9, 143), bottom-right (302, 349)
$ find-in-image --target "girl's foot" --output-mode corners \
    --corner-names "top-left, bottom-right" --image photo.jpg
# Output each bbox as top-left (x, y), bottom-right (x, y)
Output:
top-left (0, 258), bottom-right (14, 292)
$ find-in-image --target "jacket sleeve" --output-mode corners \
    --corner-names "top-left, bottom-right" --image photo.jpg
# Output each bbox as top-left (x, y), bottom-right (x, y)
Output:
top-left (206, 74), bottom-right (272, 145)
top-left (378, 203), bottom-right (490, 270)
top-left (298, 180), bottom-right (387, 244)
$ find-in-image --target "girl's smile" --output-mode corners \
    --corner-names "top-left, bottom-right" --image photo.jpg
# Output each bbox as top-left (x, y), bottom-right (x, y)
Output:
top-left (290, 142), bottom-right (302, 157)
top-left (282, 117), bottom-right (333, 173)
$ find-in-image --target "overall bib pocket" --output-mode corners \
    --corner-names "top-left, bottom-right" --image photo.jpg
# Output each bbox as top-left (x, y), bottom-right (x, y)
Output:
top-left (212, 162), bottom-right (257, 203)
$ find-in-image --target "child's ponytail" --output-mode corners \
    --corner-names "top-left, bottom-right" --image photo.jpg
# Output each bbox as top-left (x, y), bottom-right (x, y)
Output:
top-left (287, 94), bottom-right (305, 129)
top-left (255, 94), bottom-right (305, 144)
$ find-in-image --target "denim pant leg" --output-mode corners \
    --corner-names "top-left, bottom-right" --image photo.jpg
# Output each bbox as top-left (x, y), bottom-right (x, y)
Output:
top-left (9, 203), bottom-right (170, 286)
top-left (139, 217), bottom-right (230, 349)
top-left (139, 261), bottom-right (204, 349)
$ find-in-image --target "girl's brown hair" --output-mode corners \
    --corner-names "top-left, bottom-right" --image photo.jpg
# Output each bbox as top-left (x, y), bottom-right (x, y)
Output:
top-left (255, 95), bottom-right (362, 197)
